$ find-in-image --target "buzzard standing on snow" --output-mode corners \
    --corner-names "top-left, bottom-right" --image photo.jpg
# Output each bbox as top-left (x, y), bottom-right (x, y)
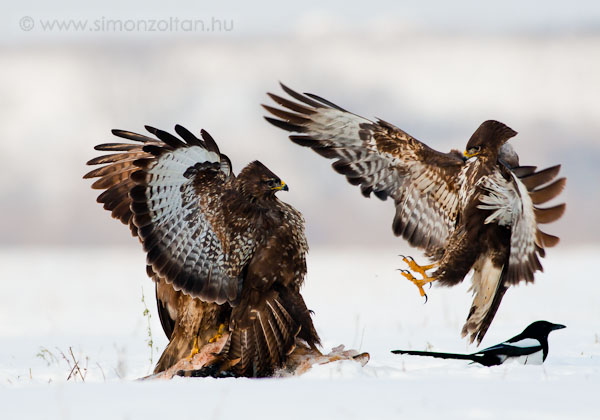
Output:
top-left (264, 84), bottom-right (566, 344)
top-left (84, 124), bottom-right (320, 376)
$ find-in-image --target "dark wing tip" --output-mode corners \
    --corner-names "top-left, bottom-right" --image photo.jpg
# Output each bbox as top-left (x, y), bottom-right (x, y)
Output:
top-left (520, 165), bottom-right (562, 191)
top-left (303, 92), bottom-right (347, 111)
top-left (534, 203), bottom-right (566, 224)
top-left (278, 82), bottom-right (325, 109)
top-left (110, 129), bottom-right (156, 143)
top-left (144, 125), bottom-right (158, 135)
top-left (530, 177), bottom-right (566, 205)
top-left (174, 124), bottom-right (205, 147)
top-left (200, 129), bottom-right (221, 154)
top-left (264, 116), bottom-right (305, 133)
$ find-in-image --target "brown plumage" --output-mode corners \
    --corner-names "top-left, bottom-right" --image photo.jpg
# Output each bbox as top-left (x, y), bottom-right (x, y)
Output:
top-left (264, 83), bottom-right (566, 344)
top-left (84, 124), bottom-right (320, 377)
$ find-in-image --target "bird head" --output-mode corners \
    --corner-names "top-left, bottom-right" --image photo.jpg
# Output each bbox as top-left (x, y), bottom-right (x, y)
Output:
top-left (464, 120), bottom-right (517, 160)
top-left (238, 160), bottom-right (288, 200)
top-left (520, 320), bottom-right (566, 339)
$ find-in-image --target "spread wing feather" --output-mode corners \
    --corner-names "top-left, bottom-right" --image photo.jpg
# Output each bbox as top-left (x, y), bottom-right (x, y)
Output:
top-left (85, 125), bottom-right (248, 304)
top-left (477, 165), bottom-right (565, 285)
top-left (264, 83), bottom-right (465, 256)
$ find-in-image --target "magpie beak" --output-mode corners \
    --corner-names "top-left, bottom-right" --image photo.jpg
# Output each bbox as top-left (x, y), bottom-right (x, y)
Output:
top-left (391, 321), bottom-right (565, 366)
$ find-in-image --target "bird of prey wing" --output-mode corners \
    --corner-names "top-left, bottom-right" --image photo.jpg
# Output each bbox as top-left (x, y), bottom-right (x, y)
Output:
top-left (85, 125), bottom-right (246, 305)
top-left (263, 83), bottom-right (464, 257)
top-left (478, 165), bottom-right (565, 285)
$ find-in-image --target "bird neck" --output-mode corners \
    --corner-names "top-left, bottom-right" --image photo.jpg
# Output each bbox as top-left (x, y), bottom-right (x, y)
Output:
top-left (539, 337), bottom-right (550, 361)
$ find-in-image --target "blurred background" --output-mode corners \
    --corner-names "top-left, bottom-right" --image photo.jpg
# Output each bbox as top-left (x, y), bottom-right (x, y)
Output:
top-left (2, 0), bottom-right (599, 249)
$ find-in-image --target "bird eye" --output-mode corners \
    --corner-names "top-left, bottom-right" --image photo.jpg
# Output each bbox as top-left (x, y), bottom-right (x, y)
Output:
top-left (469, 146), bottom-right (481, 154)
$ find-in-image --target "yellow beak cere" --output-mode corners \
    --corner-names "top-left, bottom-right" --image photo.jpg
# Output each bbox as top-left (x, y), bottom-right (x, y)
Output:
top-left (272, 181), bottom-right (289, 191)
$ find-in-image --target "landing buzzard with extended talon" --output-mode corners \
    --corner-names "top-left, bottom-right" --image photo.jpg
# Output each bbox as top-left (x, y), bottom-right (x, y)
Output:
top-left (85, 124), bottom-right (320, 376)
top-left (264, 84), bottom-right (566, 344)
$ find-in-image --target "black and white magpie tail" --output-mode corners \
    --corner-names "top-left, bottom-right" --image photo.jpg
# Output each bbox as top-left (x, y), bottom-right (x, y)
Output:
top-left (390, 350), bottom-right (498, 366)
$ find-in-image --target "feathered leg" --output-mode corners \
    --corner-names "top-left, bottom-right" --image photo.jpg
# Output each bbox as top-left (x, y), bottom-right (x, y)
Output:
top-left (399, 229), bottom-right (478, 301)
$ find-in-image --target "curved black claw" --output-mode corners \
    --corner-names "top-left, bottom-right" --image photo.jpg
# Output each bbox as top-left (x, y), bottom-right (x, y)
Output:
top-left (423, 293), bottom-right (428, 304)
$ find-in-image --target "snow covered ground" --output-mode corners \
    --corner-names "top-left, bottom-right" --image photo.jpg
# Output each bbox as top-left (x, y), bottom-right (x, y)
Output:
top-left (1, 245), bottom-right (599, 419)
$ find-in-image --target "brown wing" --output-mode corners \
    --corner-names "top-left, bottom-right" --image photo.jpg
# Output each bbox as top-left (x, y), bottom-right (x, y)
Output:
top-left (85, 132), bottom-right (191, 339)
top-left (85, 125), bottom-right (250, 305)
top-left (83, 133), bottom-right (160, 237)
top-left (264, 83), bottom-right (465, 255)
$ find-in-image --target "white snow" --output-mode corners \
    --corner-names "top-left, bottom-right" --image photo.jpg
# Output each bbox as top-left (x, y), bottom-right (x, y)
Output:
top-left (1, 245), bottom-right (598, 419)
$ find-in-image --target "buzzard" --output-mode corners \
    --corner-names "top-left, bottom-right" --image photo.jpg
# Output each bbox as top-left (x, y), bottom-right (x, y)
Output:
top-left (264, 84), bottom-right (566, 344)
top-left (84, 124), bottom-right (320, 377)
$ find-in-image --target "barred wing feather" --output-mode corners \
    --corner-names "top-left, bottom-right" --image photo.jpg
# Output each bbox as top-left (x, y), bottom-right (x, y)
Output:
top-left (477, 165), bottom-right (565, 284)
top-left (85, 125), bottom-right (247, 304)
top-left (264, 83), bottom-right (464, 256)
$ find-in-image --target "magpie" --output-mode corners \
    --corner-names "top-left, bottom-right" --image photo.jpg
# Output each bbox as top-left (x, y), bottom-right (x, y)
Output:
top-left (391, 321), bottom-right (565, 366)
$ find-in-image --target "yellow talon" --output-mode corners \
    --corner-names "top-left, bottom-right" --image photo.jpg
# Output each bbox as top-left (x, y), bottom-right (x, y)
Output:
top-left (400, 255), bottom-right (438, 277)
top-left (398, 256), bottom-right (439, 302)
top-left (209, 323), bottom-right (226, 343)
top-left (188, 335), bottom-right (200, 360)
top-left (399, 269), bottom-right (433, 297)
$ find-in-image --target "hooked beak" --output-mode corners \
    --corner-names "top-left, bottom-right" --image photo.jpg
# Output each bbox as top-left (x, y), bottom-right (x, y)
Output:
top-left (464, 150), bottom-right (478, 159)
top-left (271, 180), bottom-right (289, 192)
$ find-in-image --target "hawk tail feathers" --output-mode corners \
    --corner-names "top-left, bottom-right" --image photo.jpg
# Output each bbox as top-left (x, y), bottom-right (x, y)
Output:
top-left (462, 257), bottom-right (508, 345)
top-left (209, 287), bottom-right (319, 377)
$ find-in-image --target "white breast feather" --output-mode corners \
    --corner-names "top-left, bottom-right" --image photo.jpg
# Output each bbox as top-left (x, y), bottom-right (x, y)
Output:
top-left (477, 172), bottom-right (518, 226)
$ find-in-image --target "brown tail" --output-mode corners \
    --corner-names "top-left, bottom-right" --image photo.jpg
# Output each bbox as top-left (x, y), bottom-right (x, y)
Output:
top-left (201, 285), bottom-right (320, 378)
top-left (462, 257), bottom-right (508, 345)
top-left (462, 265), bottom-right (509, 345)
